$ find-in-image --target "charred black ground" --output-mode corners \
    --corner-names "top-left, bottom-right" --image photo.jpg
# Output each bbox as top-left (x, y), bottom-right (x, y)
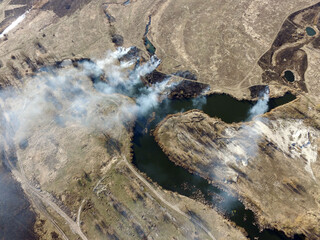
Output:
top-left (258, 2), bottom-right (320, 93)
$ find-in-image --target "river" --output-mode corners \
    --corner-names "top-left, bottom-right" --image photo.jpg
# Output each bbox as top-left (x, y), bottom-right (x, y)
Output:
top-left (132, 92), bottom-right (304, 240)
top-left (0, 165), bottom-right (37, 240)
top-left (0, 61), bottom-right (299, 239)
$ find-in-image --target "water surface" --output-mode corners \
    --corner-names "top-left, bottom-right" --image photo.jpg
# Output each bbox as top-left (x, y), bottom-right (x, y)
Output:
top-left (284, 70), bottom-right (295, 82)
top-left (0, 166), bottom-right (37, 240)
top-left (306, 27), bottom-right (316, 36)
top-left (133, 92), bottom-right (302, 240)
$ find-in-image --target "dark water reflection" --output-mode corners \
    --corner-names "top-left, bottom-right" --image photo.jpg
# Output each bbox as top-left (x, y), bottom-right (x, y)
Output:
top-left (0, 166), bottom-right (37, 240)
top-left (0, 89), bottom-right (297, 240)
top-left (133, 92), bottom-right (303, 240)
top-left (306, 27), bottom-right (316, 36)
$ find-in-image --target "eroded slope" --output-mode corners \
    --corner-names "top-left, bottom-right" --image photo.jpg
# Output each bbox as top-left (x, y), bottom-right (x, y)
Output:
top-left (155, 96), bottom-right (320, 239)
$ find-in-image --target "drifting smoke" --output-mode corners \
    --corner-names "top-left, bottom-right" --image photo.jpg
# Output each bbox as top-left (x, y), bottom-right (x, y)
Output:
top-left (222, 86), bottom-right (270, 167)
top-left (216, 87), bottom-right (271, 211)
top-left (0, 47), bottom-right (172, 145)
top-left (0, 47), bottom-right (170, 240)
top-left (192, 95), bottom-right (207, 109)
top-left (243, 86), bottom-right (271, 163)
top-left (248, 86), bottom-right (270, 120)
top-left (135, 79), bottom-right (171, 115)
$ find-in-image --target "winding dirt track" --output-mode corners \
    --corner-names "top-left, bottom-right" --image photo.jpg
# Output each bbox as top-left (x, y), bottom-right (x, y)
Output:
top-left (3, 134), bottom-right (215, 240)
top-left (2, 100), bottom-right (215, 240)
top-left (8, 162), bottom-right (88, 240)
top-left (1, 112), bottom-right (88, 240)
top-left (121, 156), bottom-right (216, 240)
top-left (77, 199), bottom-right (86, 227)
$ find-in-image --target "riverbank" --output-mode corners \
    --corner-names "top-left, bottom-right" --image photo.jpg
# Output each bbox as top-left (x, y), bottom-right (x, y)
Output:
top-left (154, 95), bottom-right (320, 239)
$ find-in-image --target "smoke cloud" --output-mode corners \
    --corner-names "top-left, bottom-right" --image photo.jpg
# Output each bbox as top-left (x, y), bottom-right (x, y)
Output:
top-left (192, 95), bottom-right (207, 109)
top-left (247, 87), bottom-right (270, 120)
top-left (0, 47), bottom-right (172, 145)
top-left (222, 86), bottom-right (270, 167)
top-left (213, 87), bottom-right (271, 212)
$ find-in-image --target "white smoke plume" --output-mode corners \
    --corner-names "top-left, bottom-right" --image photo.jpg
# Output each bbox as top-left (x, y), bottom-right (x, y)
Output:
top-left (213, 87), bottom-right (272, 211)
top-left (222, 87), bottom-right (270, 167)
top-left (0, 47), bottom-right (168, 145)
top-left (135, 79), bottom-right (172, 115)
top-left (192, 95), bottom-right (207, 109)
top-left (247, 87), bottom-right (270, 120)
top-left (191, 86), bottom-right (210, 109)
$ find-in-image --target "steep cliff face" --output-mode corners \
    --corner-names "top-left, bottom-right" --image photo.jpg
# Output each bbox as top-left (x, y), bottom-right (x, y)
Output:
top-left (155, 96), bottom-right (320, 238)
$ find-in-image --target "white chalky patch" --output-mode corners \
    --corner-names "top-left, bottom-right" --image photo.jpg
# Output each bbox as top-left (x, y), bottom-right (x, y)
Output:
top-left (0, 11), bottom-right (28, 38)
top-left (259, 119), bottom-right (318, 179)
top-left (223, 119), bottom-right (319, 179)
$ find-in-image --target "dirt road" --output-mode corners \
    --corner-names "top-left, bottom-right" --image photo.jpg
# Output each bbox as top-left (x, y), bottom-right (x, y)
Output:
top-left (122, 156), bottom-right (216, 240)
